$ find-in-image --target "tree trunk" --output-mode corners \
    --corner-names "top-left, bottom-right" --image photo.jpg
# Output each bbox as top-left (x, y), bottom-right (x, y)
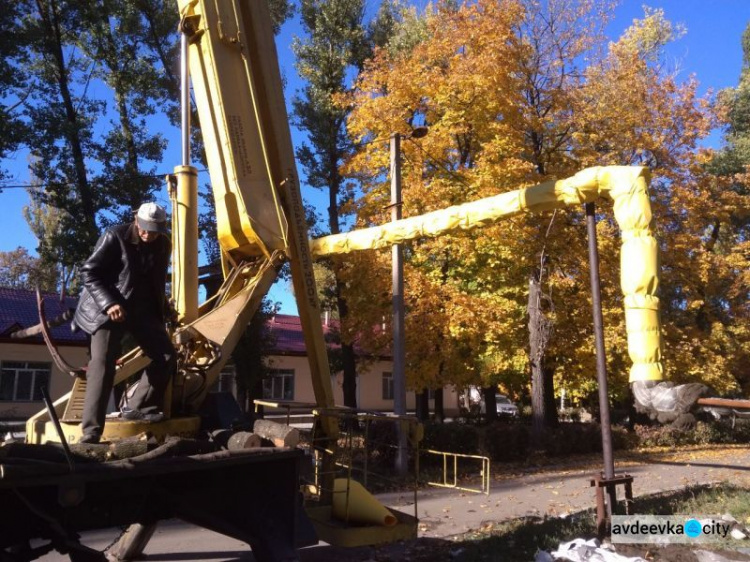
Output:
top-left (543, 366), bottom-right (558, 427)
top-left (528, 272), bottom-right (556, 444)
top-left (415, 389), bottom-right (429, 421)
top-left (335, 279), bottom-right (358, 408)
top-left (38, 0), bottom-right (97, 248)
top-left (249, 374), bottom-right (264, 419)
top-left (235, 383), bottom-right (248, 414)
top-left (433, 387), bottom-right (444, 422)
top-left (482, 386), bottom-right (497, 423)
top-left (340, 342), bottom-right (357, 408)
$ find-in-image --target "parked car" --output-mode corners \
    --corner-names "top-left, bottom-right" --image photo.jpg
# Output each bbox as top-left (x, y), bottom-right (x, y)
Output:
top-left (495, 395), bottom-right (519, 417)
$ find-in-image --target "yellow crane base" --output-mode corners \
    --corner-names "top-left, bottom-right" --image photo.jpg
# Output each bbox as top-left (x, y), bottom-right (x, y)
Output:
top-left (28, 417), bottom-right (202, 445)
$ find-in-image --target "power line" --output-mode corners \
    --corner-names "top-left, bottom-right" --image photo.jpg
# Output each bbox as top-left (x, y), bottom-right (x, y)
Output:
top-left (0, 168), bottom-right (209, 191)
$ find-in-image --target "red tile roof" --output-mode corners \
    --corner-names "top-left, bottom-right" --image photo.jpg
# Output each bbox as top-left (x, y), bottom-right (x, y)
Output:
top-left (267, 313), bottom-right (336, 355)
top-left (266, 313), bottom-right (389, 358)
top-left (0, 288), bottom-right (387, 357)
top-left (0, 287), bottom-right (87, 345)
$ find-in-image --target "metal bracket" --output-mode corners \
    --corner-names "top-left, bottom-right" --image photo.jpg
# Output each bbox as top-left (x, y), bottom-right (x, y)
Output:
top-left (590, 472), bottom-right (634, 537)
top-left (36, 288), bottom-right (86, 378)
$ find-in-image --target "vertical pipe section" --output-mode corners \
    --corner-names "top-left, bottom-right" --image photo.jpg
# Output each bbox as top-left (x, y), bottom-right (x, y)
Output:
top-left (391, 133), bottom-right (408, 477)
top-left (172, 166), bottom-right (199, 323)
top-left (585, 203), bottom-right (615, 483)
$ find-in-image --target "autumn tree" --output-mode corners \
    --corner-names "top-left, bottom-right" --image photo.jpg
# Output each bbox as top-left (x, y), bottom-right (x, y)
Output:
top-left (343, 0), bottom-right (747, 428)
top-left (701, 23), bottom-right (750, 390)
top-left (292, 0), bottom-right (403, 408)
top-left (0, 247), bottom-right (58, 292)
top-left (342, 0), bottom-right (533, 420)
top-left (572, 8), bottom-right (750, 400)
top-left (22, 190), bottom-right (77, 293)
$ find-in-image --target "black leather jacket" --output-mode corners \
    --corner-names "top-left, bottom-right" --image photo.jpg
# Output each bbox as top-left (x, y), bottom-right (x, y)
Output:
top-left (73, 223), bottom-right (171, 335)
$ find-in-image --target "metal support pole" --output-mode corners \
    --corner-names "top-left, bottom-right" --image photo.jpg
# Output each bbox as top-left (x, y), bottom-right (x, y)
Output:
top-left (180, 31), bottom-right (191, 167)
top-left (585, 203), bottom-right (617, 514)
top-left (391, 133), bottom-right (408, 477)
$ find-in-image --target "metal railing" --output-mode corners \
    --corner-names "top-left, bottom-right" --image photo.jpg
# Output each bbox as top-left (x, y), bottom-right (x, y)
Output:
top-left (423, 449), bottom-right (491, 495)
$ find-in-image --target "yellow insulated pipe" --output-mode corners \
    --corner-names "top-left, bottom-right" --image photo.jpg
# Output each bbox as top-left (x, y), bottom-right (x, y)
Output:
top-left (310, 166), bottom-right (663, 384)
top-left (170, 165), bottom-right (200, 324)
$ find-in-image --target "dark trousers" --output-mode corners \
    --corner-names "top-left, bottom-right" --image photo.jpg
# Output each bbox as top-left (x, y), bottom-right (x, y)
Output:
top-left (81, 313), bottom-right (175, 438)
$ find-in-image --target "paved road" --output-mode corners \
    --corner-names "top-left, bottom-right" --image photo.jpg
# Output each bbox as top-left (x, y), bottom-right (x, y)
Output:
top-left (385, 447), bottom-right (750, 538)
top-left (37, 446), bottom-right (750, 561)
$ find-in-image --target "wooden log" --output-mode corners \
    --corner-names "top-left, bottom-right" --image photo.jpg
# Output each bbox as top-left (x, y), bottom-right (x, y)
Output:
top-left (106, 523), bottom-right (157, 561)
top-left (253, 419), bottom-right (299, 448)
top-left (1, 437), bottom-right (149, 464)
top-left (124, 437), bottom-right (221, 464)
top-left (70, 438), bottom-right (149, 462)
top-left (226, 432), bottom-right (262, 450)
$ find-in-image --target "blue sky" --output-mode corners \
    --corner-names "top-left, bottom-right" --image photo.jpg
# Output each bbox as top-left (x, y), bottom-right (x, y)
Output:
top-left (1, 0), bottom-right (748, 314)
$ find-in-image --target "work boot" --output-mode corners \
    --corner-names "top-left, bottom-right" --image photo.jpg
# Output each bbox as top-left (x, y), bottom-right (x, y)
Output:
top-left (121, 408), bottom-right (165, 423)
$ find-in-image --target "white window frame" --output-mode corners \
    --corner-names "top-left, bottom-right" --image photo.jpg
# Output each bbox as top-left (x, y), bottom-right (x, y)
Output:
top-left (263, 368), bottom-right (295, 401)
top-left (382, 372), bottom-right (394, 401)
top-left (0, 361), bottom-right (51, 402)
top-left (214, 365), bottom-right (236, 394)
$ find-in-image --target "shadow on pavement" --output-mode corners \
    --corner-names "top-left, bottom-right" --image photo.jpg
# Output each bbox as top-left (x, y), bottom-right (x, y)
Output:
top-left (298, 537), bottom-right (454, 562)
top-left (643, 459), bottom-right (750, 471)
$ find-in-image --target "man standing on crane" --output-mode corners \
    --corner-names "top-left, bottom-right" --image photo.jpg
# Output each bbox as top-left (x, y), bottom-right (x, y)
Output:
top-left (73, 202), bottom-right (175, 443)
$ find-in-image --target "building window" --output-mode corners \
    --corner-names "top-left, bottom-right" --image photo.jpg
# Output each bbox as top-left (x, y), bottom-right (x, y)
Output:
top-left (213, 365), bottom-right (236, 394)
top-left (382, 372), bottom-right (394, 400)
top-left (263, 368), bottom-right (294, 401)
top-left (0, 361), bottom-right (51, 402)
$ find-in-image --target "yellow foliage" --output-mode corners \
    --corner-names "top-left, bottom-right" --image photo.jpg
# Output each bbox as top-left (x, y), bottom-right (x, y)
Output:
top-left (335, 0), bottom-right (750, 400)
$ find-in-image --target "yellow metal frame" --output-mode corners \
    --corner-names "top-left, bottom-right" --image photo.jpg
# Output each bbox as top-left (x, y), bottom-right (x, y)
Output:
top-left (34, 417), bottom-right (201, 445)
top-left (423, 449), bottom-right (491, 496)
top-left (253, 399), bottom-right (318, 426)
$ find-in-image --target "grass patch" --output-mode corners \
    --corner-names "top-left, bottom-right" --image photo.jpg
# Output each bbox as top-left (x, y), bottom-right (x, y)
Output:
top-left (654, 484), bottom-right (750, 519)
top-left (451, 483), bottom-right (750, 561)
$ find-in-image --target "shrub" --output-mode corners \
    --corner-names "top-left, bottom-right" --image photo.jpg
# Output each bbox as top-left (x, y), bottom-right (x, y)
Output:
top-left (633, 419), bottom-right (750, 448)
top-left (366, 419), bottom-right (399, 467)
top-left (480, 422), bottom-right (530, 461)
top-left (422, 421), bottom-right (479, 456)
top-left (416, 417), bottom-right (750, 470)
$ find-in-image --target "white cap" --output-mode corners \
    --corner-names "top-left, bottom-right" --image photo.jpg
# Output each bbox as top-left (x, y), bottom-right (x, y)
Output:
top-left (135, 202), bottom-right (167, 233)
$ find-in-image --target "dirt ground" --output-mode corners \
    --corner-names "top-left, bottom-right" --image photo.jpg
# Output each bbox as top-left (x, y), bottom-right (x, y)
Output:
top-left (616, 544), bottom-right (750, 561)
top-left (297, 536), bottom-right (750, 562)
